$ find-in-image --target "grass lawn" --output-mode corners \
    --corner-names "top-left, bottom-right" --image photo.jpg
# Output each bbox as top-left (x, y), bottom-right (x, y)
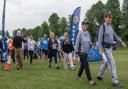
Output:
top-left (0, 48), bottom-right (128, 89)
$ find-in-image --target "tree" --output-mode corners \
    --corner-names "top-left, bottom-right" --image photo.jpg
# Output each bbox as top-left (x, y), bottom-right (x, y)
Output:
top-left (41, 21), bottom-right (50, 37)
top-left (60, 17), bottom-right (68, 34)
top-left (121, 0), bottom-right (128, 41)
top-left (21, 28), bottom-right (30, 37)
top-left (32, 26), bottom-right (41, 41)
top-left (105, 0), bottom-right (121, 35)
top-left (86, 1), bottom-right (105, 42)
top-left (48, 13), bottom-right (60, 36)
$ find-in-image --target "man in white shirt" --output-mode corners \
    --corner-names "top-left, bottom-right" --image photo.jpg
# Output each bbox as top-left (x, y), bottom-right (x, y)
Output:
top-left (28, 36), bottom-right (36, 64)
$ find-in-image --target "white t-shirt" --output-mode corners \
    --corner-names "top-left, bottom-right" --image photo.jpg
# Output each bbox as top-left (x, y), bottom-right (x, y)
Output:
top-left (28, 39), bottom-right (36, 51)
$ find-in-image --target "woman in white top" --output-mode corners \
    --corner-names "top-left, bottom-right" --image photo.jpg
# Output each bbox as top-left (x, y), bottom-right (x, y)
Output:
top-left (28, 36), bottom-right (36, 64)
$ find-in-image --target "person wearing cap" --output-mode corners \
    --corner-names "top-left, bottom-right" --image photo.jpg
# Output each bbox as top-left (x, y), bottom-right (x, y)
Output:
top-left (13, 31), bottom-right (27, 70)
top-left (75, 20), bottom-right (96, 86)
top-left (97, 12), bottom-right (126, 88)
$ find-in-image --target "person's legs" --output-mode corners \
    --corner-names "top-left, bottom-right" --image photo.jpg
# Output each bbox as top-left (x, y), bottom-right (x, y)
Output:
top-left (19, 48), bottom-right (23, 69)
top-left (54, 53), bottom-right (58, 67)
top-left (63, 52), bottom-right (68, 69)
top-left (68, 53), bottom-right (74, 69)
top-left (83, 55), bottom-right (92, 81)
top-left (49, 53), bottom-right (52, 68)
top-left (15, 49), bottom-right (20, 69)
top-left (78, 63), bottom-right (84, 77)
top-left (105, 48), bottom-right (118, 84)
top-left (52, 52), bottom-right (59, 69)
top-left (29, 50), bottom-right (33, 64)
top-left (11, 49), bottom-right (15, 63)
top-left (78, 53), bottom-right (92, 81)
top-left (44, 50), bottom-right (48, 60)
top-left (98, 61), bottom-right (108, 78)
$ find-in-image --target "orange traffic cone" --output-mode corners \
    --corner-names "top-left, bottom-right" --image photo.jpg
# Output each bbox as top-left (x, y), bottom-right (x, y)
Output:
top-left (5, 56), bottom-right (11, 71)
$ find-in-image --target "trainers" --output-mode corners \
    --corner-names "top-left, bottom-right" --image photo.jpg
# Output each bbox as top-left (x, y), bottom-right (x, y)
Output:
top-left (89, 80), bottom-right (96, 86)
top-left (56, 66), bottom-right (60, 69)
top-left (71, 67), bottom-right (76, 70)
top-left (77, 76), bottom-right (81, 80)
top-left (112, 83), bottom-right (123, 88)
top-left (97, 76), bottom-right (103, 80)
top-left (16, 67), bottom-right (20, 70)
top-left (49, 65), bottom-right (52, 68)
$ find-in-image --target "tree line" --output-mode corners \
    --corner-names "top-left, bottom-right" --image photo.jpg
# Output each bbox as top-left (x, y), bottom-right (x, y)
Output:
top-left (12, 0), bottom-right (128, 42)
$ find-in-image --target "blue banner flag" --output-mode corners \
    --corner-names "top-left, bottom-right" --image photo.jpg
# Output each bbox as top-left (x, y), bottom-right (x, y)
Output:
top-left (70, 7), bottom-right (81, 46)
top-left (1, 0), bottom-right (8, 62)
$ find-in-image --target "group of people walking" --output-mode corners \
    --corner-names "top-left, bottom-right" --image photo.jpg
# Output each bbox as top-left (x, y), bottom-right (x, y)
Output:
top-left (0, 12), bottom-right (127, 88)
top-left (75, 12), bottom-right (126, 88)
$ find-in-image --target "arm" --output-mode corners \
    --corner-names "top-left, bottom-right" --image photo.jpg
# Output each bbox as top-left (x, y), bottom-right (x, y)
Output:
top-left (22, 37), bottom-right (27, 43)
top-left (98, 25), bottom-right (104, 49)
top-left (113, 30), bottom-right (126, 47)
top-left (113, 30), bottom-right (122, 43)
top-left (88, 32), bottom-right (93, 46)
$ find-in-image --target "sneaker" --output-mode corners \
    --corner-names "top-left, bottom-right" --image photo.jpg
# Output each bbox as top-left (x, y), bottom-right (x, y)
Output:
top-left (112, 83), bottom-right (123, 88)
top-left (64, 67), bottom-right (68, 70)
top-left (77, 76), bottom-right (81, 80)
top-left (89, 80), bottom-right (96, 86)
top-left (56, 66), bottom-right (60, 69)
top-left (49, 65), bottom-right (52, 68)
top-left (64, 65), bottom-right (67, 70)
top-left (16, 67), bottom-right (20, 70)
top-left (97, 76), bottom-right (103, 80)
top-left (71, 67), bottom-right (76, 70)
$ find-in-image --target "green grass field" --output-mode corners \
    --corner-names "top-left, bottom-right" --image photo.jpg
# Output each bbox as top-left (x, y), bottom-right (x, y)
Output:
top-left (0, 48), bottom-right (128, 89)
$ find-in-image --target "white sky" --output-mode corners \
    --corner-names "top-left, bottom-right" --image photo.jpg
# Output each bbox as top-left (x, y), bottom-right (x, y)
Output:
top-left (0, 0), bottom-right (123, 32)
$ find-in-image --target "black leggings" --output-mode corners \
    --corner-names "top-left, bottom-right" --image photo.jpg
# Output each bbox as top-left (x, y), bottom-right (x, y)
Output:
top-left (29, 50), bottom-right (33, 64)
top-left (49, 53), bottom-right (57, 64)
top-left (78, 53), bottom-right (92, 81)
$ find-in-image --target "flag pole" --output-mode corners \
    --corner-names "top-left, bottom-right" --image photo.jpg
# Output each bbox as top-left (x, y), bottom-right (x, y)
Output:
top-left (1, 0), bottom-right (7, 70)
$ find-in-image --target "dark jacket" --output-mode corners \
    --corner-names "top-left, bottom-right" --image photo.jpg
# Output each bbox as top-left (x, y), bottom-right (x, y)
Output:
top-left (13, 36), bottom-right (26, 49)
top-left (48, 39), bottom-right (58, 54)
top-left (62, 39), bottom-right (74, 53)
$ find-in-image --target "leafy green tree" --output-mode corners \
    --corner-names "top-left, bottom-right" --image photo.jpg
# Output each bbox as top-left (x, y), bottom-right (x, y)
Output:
top-left (32, 26), bottom-right (41, 41)
top-left (60, 17), bottom-right (68, 35)
top-left (105, 0), bottom-right (121, 35)
top-left (41, 21), bottom-right (50, 37)
top-left (121, 0), bottom-right (128, 41)
top-left (48, 13), bottom-right (60, 36)
top-left (86, 1), bottom-right (105, 42)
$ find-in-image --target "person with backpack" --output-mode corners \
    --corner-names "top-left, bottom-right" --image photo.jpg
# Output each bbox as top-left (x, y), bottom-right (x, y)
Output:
top-left (97, 12), bottom-right (126, 88)
top-left (62, 32), bottom-right (75, 70)
top-left (75, 20), bottom-right (96, 86)
top-left (48, 32), bottom-right (59, 69)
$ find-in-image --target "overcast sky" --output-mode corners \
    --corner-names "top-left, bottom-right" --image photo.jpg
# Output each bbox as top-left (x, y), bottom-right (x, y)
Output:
top-left (0, 0), bottom-right (123, 32)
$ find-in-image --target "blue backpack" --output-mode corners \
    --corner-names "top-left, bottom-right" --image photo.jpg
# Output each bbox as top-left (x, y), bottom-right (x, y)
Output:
top-left (87, 47), bottom-right (102, 62)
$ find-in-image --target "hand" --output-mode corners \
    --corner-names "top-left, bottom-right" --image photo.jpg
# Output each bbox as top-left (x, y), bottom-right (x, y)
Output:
top-left (121, 42), bottom-right (126, 48)
top-left (99, 49), bottom-right (104, 54)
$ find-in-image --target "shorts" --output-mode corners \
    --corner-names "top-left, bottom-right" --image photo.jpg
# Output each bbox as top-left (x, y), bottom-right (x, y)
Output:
top-left (41, 49), bottom-right (48, 55)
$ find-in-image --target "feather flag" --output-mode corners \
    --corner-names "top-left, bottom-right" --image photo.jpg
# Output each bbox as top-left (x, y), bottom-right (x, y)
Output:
top-left (70, 7), bottom-right (81, 46)
top-left (1, 0), bottom-right (8, 62)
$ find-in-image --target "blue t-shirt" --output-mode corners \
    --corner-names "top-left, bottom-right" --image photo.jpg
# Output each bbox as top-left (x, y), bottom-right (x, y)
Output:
top-left (40, 38), bottom-right (48, 50)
